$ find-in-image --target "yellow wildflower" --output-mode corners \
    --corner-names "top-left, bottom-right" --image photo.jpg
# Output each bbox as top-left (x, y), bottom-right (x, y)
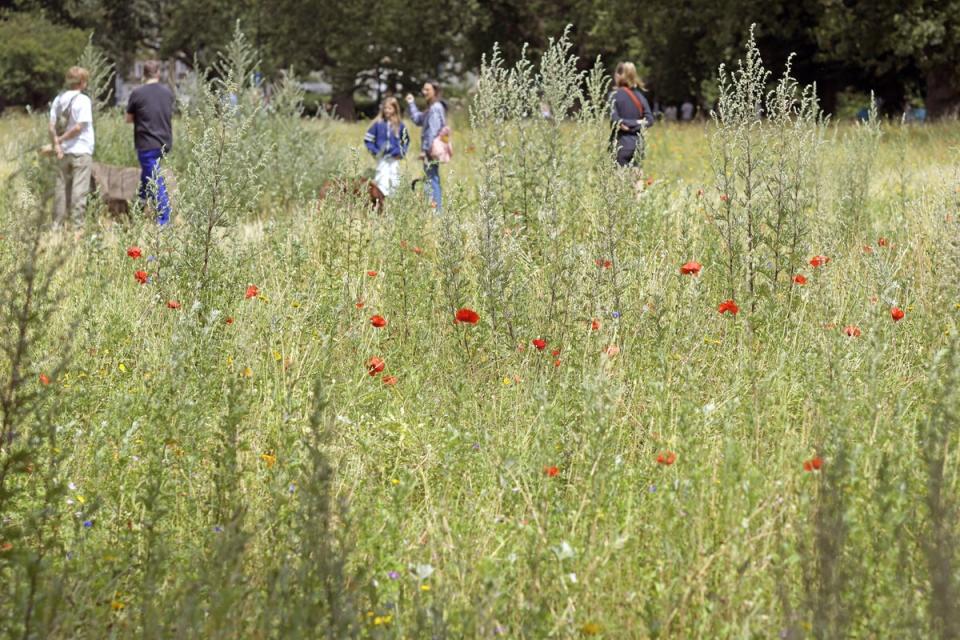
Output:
top-left (260, 453), bottom-right (277, 468)
top-left (581, 622), bottom-right (602, 635)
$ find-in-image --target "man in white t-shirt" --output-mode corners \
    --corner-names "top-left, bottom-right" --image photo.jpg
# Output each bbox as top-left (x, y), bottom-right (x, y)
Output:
top-left (48, 66), bottom-right (95, 227)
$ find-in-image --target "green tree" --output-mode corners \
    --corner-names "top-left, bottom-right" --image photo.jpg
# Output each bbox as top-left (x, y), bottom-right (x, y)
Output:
top-left (0, 11), bottom-right (88, 106)
top-left (261, 0), bottom-right (479, 119)
top-left (816, 0), bottom-right (960, 118)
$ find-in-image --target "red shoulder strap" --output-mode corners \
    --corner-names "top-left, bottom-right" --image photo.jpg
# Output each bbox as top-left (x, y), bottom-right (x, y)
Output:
top-left (620, 88), bottom-right (644, 116)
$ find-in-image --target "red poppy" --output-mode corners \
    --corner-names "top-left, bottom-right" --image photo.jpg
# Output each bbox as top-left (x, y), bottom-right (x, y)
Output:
top-left (412, 246), bottom-right (423, 255)
top-left (127, 246), bottom-right (142, 259)
top-left (551, 348), bottom-right (561, 357)
top-left (370, 315), bottom-right (387, 328)
top-left (543, 465), bottom-right (559, 477)
top-left (167, 300), bottom-right (181, 309)
top-left (595, 258), bottom-right (612, 269)
top-left (382, 375), bottom-right (398, 386)
top-left (245, 285), bottom-right (259, 299)
top-left (843, 325), bottom-right (861, 337)
top-left (591, 319), bottom-right (601, 331)
top-left (225, 316), bottom-right (234, 325)
top-left (877, 237), bottom-right (888, 247)
top-left (803, 456), bottom-right (823, 472)
top-left (809, 255), bottom-right (830, 268)
top-left (720, 193), bottom-right (729, 202)
top-left (717, 299), bottom-right (739, 315)
top-left (657, 451), bottom-right (677, 466)
top-left (891, 307), bottom-right (905, 322)
top-left (455, 308), bottom-right (480, 324)
top-left (532, 338), bottom-right (547, 351)
top-left (680, 261), bottom-right (702, 276)
top-left (646, 177), bottom-right (654, 186)
top-left (862, 245), bottom-right (874, 255)
top-left (553, 359), bottom-right (561, 367)
top-left (367, 270), bottom-right (378, 277)
top-left (134, 270), bottom-right (148, 285)
top-left (356, 300), bottom-right (365, 309)
top-left (793, 274), bottom-right (807, 285)
top-left (39, 373), bottom-right (50, 385)
top-left (367, 357), bottom-right (385, 376)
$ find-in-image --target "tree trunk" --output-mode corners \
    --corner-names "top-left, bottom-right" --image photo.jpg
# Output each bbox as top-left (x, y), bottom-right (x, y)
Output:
top-left (330, 82), bottom-right (356, 121)
top-left (926, 64), bottom-right (960, 119)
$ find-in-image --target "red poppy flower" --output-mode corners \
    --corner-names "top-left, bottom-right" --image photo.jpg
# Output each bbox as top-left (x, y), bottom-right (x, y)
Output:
top-left (657, 451), bottom-right (677, 466)
top-left (356, 300), bottom-right (365, 309)
top-left (455, 308), bottom-right (480, 324)
top-left (225, 316), bottom-right (234, 325)
top-left (367, 270), bottom-right (378, 277)
top-left (891, 307), bottom-right (905, 322)
top-left (167, 300), bottom-right (181, 309)
top-left (803, 456), bottom-right (823, 472)
top-left (39, 373), bottom-right (50, 385)
top-left (877, 237), bottom-right (888, 247)
top-left (843, 325), bottom-right (861, 337)
top-left (793, 274), bottom-right (807, 285)
top-left (809, 255), bottom-right (830, 268)
top-left (245, 285), bottom-right (259, 299)
top-left (862, 245), bottom-right (874, 255)
top-left (370, 315), bottom-right (387, 328)
top-left (134, 270), bottom-right (148, 285)
top-left (646, 177), bottom-right (654, 186)
top-left (553, 359), bottom-right (561, 367)
top-left (543, 465), bottom-right (559, 477)
top-left (551, 348), bottom-right (560, 357)
top-left (532, 338), bottom-right (547, 351)
top-left (412, 246), bottom-right (423, 255)
top-left (717, 299), bottom-right (739, 315)
top-left (382, 375), bottom-right (398, 386)
top-left (720, 193), bottom-right (729, 202)
top-left (680, 261), bottom-right (702, 276)
top-left (367, 356), bottom-right (385, 376)
top-left (591, 319), bottom-right (601, 331)
top-left (127, 246), bottom-right (142, 259)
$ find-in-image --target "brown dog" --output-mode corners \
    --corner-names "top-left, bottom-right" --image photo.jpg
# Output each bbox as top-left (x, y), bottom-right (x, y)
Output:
top-left (318, 177), bottom-right (385, 212)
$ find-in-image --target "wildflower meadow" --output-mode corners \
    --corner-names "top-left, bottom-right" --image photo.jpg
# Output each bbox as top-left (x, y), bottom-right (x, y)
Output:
top-left (2, 29), bottom-right (960, 639)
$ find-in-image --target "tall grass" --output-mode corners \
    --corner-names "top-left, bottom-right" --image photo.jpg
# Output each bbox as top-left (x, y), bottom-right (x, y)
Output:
top-left (0, 27), bottom-right (958, 638)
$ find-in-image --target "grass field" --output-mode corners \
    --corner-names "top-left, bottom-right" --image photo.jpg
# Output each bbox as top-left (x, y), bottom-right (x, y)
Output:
top-left (2, 37), bottom-right (960, 639)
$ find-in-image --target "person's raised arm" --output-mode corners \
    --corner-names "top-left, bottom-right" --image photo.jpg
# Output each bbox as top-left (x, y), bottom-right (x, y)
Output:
top-left (406, 94), bottom-right (425, 125)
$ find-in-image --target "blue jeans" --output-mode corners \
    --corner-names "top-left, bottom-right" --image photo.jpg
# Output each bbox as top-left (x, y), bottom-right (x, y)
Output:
top-left (137, 148), bottom-right (172, 225)
top-left (424, 161), bottom-right (441, 211)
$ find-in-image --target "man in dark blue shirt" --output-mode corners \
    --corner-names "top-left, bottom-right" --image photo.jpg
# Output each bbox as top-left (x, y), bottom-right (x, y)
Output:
top-left (126, 60), bottom-right (175, 225)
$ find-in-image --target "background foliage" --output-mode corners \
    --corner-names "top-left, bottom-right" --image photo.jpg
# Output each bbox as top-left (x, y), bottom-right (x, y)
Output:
top-left (2, 0), bottom-right (960, 117)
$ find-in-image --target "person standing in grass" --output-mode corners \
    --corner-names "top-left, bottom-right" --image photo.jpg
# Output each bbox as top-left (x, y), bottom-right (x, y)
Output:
top-left (126, 60), bottom-right (175, 225)
top-left (610, 62), bottom-right (654, 168)
top-left (364, 96), bottom-right (410, 197)
top-left (49, 66), bottom-right (95, 228)
top-left (406, 81), bottom-right (448, 211)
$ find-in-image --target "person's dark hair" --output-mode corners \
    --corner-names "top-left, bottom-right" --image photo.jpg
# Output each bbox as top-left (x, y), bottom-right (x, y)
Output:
top-left (426, 81), bottom-right (442, 96)
top-left (143, 60), bottom-right (161, 80)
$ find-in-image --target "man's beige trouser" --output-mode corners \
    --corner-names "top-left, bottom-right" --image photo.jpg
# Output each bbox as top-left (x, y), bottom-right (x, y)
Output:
top-left (54, 153), bottom-right (92, 226)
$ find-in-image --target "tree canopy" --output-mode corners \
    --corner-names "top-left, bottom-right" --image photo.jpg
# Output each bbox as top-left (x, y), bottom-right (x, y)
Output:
top-left (1, 0), bottom-right (957, 117)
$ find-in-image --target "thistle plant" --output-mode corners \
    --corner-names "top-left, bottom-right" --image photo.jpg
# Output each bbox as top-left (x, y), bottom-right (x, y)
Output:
top-left (710, 25), bottom-right (825, 310)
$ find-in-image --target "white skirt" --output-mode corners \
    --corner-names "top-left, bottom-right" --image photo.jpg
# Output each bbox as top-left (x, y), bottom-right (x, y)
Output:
top-left (374, 157), bottom-right (402, 197)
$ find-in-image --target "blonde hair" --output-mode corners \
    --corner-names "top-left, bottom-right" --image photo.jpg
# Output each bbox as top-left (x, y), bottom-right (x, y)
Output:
top-left (379, 96), bottom-right (402, 134)
top-left (615, 62), bottom-right (645, 91)
top-left (65, 66), bottom-right (89, 89)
